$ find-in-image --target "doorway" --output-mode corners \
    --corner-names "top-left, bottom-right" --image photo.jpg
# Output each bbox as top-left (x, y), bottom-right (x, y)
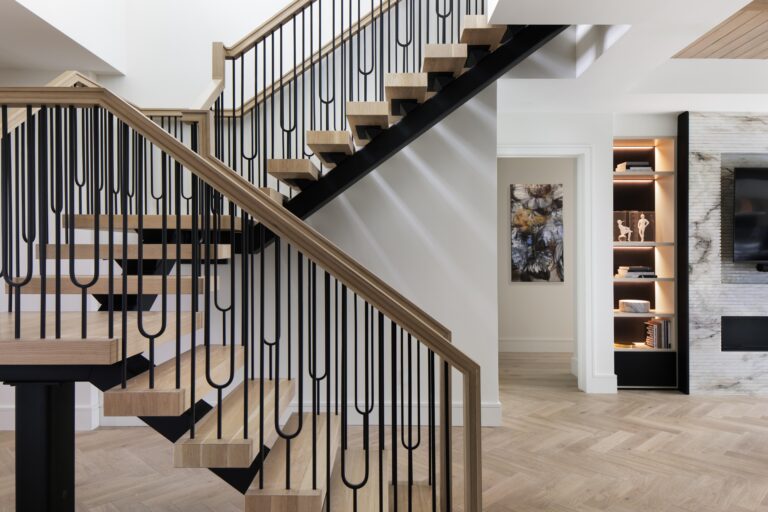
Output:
top-left (497, 157), bottom-right (578, 388)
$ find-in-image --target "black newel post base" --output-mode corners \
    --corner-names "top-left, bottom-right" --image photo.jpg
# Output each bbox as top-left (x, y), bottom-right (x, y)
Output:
top-left (15, 382), bottom-right (75, 512)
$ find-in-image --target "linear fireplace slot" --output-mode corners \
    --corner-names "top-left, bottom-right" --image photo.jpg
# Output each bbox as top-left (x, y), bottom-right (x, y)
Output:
top-left (722, 316), bottom-right (768, 351)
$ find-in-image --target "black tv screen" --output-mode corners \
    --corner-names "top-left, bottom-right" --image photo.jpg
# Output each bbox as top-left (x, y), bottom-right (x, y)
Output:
top-left (734, 168), bottom-right (768, 262)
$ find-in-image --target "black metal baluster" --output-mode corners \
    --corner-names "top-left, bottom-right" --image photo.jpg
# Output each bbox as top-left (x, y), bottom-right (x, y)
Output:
top-left (37, 106), bottom-right (48, 338)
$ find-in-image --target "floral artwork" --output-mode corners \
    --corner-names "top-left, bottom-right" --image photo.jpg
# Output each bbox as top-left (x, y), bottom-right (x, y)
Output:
top-left (509, 184), bottom-right (564, 282)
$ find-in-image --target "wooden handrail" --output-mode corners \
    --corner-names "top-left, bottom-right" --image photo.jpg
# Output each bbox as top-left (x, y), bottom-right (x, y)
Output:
top-left (0, 86), bottom-right (482, 511)
top-left (224, 0), bottom-right (314, 57)
top-left (2, 71), bottom-right (99, 135)
top-left (215, 0), bottom-right (402, 118)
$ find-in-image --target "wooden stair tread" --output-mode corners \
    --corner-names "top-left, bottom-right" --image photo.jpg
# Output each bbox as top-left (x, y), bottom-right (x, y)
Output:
top-left (384, 73), bottom-right (429, 102)
top-left (260, 187), bottom-right (286, 204)
top-left (245, 413), bottom-right (341, 511)
top-left (330, 449), bottom-right (389, 512)
top-left (37, 244), bottom-right (231, 260)
top-left (175, 379), bottom-right (296, 468)
top-left (346, 101), bottom-right (393, 145)
top-left (422, 43), bottom-right (468, 75)
top-left (103, 345), bottom-right (244, 417)
top-left (460, 15), bottom-right (507, 48)
top-left (391, 481), bottom-right (436, 511)
top-left (10, 276), bottom-right (208, 295)
top-left (267, 159), bottom-right (320, 190)
top-left (0, 311), bottom-right (202, 365)
top-left (307, 130), bottom-right (355, 168)
top-left (63, 214), bottom-right (243, 231)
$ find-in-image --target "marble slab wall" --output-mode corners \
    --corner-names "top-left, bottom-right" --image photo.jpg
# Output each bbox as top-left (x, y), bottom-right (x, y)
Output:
top-left (689, 113), bottom-right (768, 393)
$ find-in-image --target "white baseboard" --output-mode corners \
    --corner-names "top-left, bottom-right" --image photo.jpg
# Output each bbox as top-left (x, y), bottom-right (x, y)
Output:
top-left (582, 373), bottom-right (618, 394)
top-left (0, 404), bottom-right (99, 431)
top-left (99, 414), bottom-right (145, 427)
top-left (480, 400), bottom-right (502, 426)
top-left (499, 337), bottom-right (574, 353)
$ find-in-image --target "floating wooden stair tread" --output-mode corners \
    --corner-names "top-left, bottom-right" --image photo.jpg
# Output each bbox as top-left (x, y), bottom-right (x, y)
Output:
top-left (259, 187), bottom-right (286, 204)
top-left (37, 244), bottom-right (231, 260)
top-left (0, 312), bottom-right (201, 365)
top-left (384, 73), bottom-right (429, 102)
top-left (330, 448), bottom-right (390, 512)
top-left (307, 130), bottom-right (355, 168)
top-left (422, 43), bottom-right (468, 75)
top-left (391, 481), bottom-right (436, 512)
top-left (175, 379), bottom-right (296, 468)
top-left (460, 15), bottom-right (507, 49)
top-left (245, 413), bottom-right (341, 512)
top-left (267, 159), bottom-right (320, 190)
top-left (10, 276), bottom-right (208, 295)
top-left (63, 214), bottom-right (243, 231)
top-left (104, 345), bottom-right (244, 417)
top-left (346, 101), bottom-right (392, 145)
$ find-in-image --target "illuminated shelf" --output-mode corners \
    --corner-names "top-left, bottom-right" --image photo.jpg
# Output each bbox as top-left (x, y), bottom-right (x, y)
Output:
top-left (613, 241), bottom-right (674, 248)
top-left (613, 310), bottom-right (674, 318)
top-left (614, 345), bottom-right (676, 353)
top-left (613, 171), bottom-right (674, 181)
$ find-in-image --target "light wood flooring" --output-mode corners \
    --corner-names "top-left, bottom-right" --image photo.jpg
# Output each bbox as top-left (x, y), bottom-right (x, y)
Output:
top-left (2, 353), bottom-right (768, 511)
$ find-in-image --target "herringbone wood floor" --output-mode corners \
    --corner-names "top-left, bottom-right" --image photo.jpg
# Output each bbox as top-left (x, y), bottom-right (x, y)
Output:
top-left (2, 353), bottom-right (768, 511)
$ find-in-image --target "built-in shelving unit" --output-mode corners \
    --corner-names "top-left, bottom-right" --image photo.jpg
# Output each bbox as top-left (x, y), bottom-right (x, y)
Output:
top-left (612, 137), bottom-right (678, 389)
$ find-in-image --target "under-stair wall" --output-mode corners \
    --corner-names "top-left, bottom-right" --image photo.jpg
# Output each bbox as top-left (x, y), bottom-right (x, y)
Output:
top-left (305, 84), bottom-right (501, 424)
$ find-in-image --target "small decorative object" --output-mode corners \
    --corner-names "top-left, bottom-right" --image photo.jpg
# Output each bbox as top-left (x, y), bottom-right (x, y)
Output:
top-left (613, 211), bottom-right (630, 241)
top-left (616, 266), bottom-right (656, 278)
top-left (629, 211), bottom-right (655, 242)
top-left (619, 299), bottom-right (651, 313)
top-left (616, 161), bottom-right (653, 173)
top-left (637, 213), bottom-right (650, 242)
top-left (509, 184), bottom-right (564, 282)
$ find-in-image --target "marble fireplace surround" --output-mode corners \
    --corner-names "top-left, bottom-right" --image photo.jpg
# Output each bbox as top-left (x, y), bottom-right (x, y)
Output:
top-left (689, 112), bottom-right (768, 393)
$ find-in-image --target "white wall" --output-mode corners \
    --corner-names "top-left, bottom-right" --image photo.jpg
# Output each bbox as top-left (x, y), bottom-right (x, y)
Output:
top-left (306, 85), bottom-right (502, 425)
top-left (497, 157), bottom-right (576, 353)
top-left (97, 0), bottom-right (292, 108)
top-left (498, 111), bottom-right (617, 393)
top-left (18, 0), bottom-right (129, 73)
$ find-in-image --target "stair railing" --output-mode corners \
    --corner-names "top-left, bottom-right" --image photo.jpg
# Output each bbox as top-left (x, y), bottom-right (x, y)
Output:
top-left (0, 86), bottom-right (481, 511)
top-left (210, 0), bottom-right (489, 198)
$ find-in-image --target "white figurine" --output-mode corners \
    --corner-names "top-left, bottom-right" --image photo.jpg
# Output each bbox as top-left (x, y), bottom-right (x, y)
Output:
top-left (637, 213), bottom-right (650, 242)
top-left (617, 219), bottom-right (632, 242)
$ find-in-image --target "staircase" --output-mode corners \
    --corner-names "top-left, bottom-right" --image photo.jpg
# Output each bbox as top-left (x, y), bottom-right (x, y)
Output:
top-left (0, 1), bottom-right (567, 511)
top-left (209, 5), bottom-right (565, 224)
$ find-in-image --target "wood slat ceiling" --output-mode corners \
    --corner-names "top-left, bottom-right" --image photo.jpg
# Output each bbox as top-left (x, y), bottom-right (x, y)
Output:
top-left (675, 0), bottom-right (768, 59)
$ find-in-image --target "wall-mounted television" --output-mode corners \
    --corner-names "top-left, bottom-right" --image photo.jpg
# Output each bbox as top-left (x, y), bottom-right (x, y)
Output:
top-left (734, 168), bottom-right (768, 262)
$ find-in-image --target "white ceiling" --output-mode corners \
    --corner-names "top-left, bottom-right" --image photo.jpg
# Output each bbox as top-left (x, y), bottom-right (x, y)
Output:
top-left (491, 0), bottom-right (768, 113)
top-left (0, 0), bottom-right (118, 74)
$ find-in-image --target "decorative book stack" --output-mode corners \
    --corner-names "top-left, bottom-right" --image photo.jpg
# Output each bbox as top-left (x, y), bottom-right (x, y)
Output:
top-left (645, 319), bottom-right (672, 349)
top-left (615, 161), bottom-right (654, 173)
top-left (616, 266), bottom-right (656, 279)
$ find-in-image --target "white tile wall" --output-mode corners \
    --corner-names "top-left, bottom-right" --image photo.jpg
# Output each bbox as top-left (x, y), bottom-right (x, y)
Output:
top-left (689, 112), bottom-right (768, 393)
